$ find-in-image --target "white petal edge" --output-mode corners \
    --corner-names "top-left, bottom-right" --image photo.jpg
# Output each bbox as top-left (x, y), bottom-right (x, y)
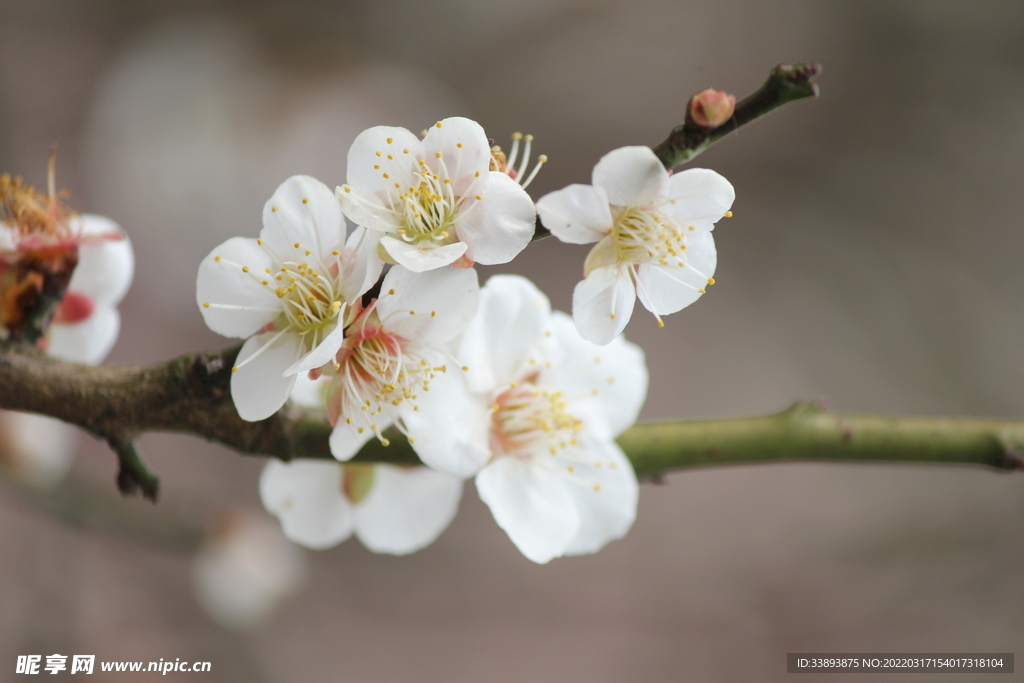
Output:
top-left (47, 306), bottom-right (120, 365)
top-left (458, 274), bottom-right (550, 395)
top-left (196, 237), bottom-right (280, 339)
top-left (354, 464), bottom-right (463, 555)
top-left (476, 457), bottom-right (580, 564)
top-left (69, 214), bottom-right (134, 306)
top-left (592, 146), bottom-right (669, 207)
top-left (400, 371), bottom-right (492, 478)
top-left (561, 439), bottom-right (639, 556)
top-left (376, 265), bottom-right (479, 346)
top-left (571, 265), bottom-right (636, 346)
top-left (456, 172), bottom-right (536, 265)
top-left (535, 184), bottom-right (612, 245)
top-left (231, 332), bottom-right (302, 421)
top-left (259, 459), bottom-right (355, 550)
top-left (664, 168), bottom-right (736, 231)
top-left (283, 315), bottom-right (345, 377)
top-left (329, 418), bottom-right (382, 462)
top-left (422, 117), bottom-right (491, 197)
top-left (635, 229), bottom-right (717, 316)
top-left (380, 236), bottom-right (467, 273)
top-left (260, 175), bottom-right (343, 261)
top-left (347, 126), bottom-right (424, 195)
top-left (544, 311), bottom-right (648, 440)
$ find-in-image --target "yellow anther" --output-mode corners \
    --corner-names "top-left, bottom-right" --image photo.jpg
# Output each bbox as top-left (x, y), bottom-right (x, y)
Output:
top-left (231, 366), bottom-right (238, 372)
top-left (461, 366), bottom-right (469, 371)
top-left (475, 195), bottom-right (483, 200)
top-left (242, 266), bottom-right (249, 272)
top-left (707, 277), bottom-right (716, 285)
top-left (344, 186), bottom-right (351, 193)
top-left (214, 256), bottom-right (221, 262)
top-left (698, 288), bottom-right (706, 294)
top-left (257, 238), bottom-right (263, 245)
top-left (332, 250), bottom-right (340, 256)
top-left (375, 151), bottom-right (382, 157)
top-left (408, 437), bottom-right (416, 444)
top-left (538, 154), bottom-right (548, 162)
top-left (388, 289), bottom-right (395, 295)
top-left (302, 198), bottom-right (309, 204)
top-left (381, 438), bottom-right (390, 447)
top-left (456, 142), bottom-right (463, 148)
top-left (271, 206), bottom-right (279, 212)
top-left (386, 137), bottom-right (394, 144)
top-left (294, 242), bottom-right (301, 248)
top-left (657, 320), bottom-right (665, 328)
top-left (202, 302), bottom-right (210, 308)
top-left (374, 164), bottom-right (380, 170)
top-left (430, 311), bottom-right (436, 317)
top-left (305, 249), bottom-right (311, 256)
top-left (261, 280), bottom-right (268, 285)
top-left (688, 225), bottom-right (696, 231)
top-left (592, 484), bottom-right (601, 492)
top-left (567, 466), bottom-right (575, 473)
top-left (474, 171), bottom-right (480, 177)
top-left (383, 173), bottom-right (390, 179)
top-left (357, 427), bottom-right (365, 433)
top-left (610, 313), bottom-right (617, 320)
top-left (435, 121), bottom-right (443, 128)
top-left (403, 148), bottom-right (410, 154)
top-left (724, 210), bottom-right (733, 218)
top-left (408, 309), bottom-right (416, 315)
top-left (435, 152), bottom-right (442, 159)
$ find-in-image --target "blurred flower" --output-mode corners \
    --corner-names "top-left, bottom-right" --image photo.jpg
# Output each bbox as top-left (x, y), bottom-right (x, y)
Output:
top-left (0, 411), bottom-right (76, 489)
top-left (338, 117), bottom-right (536, 272)
top-left (45, 214), bottom-right (134, 364)
top-left (536, 146), bottom-right (734, 345)
top-left (197, 175), bottom-right (382, 421)
top-left (403, 275), bottom-right (648, 563)
top-left (260, 373), bottom-right (463, 553)
top-left (324, 265), bottom-right (479, 461)
top-left (192, 512), bottom-right (306, 631)
top-left (260, 459), bottom-right (462, 554)
top-left (1, 168), bottom-right (133, 488)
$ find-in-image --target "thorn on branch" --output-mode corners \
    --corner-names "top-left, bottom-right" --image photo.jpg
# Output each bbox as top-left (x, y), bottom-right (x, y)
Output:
top-left (110, 437), bottom-right (159, 502)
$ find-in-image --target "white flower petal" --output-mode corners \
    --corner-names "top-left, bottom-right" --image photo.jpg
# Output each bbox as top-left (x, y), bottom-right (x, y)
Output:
top-left (560, 439), bottom-right (638, 556)
top-left (380, 236), bottom-right (467, 272)
top-left (289, 373), bottom-right (328, 409)
top-left (68, 215), bottom-right (134, 306)
top-left (571, 265), bottom-right (635, 346)
top-left (339, 227), bottom-right (384, 303)
top-left (354, 464), bottom-right (463, 555)
top-left (544, 311), bottom-right (648, 440)
top-left (282, 315), bottom-right (345, 377)
top-left (664, 168), bottom-right (735, 231)
top-left (592, 146), bottom-right (668, 207)
top-left (476, 457), bottom-right (580, 564)
top-left (458, 274), bottom-right (550, 394)
top-left (347, 126), bottom-right (424, 195)
top-left (535, 184), bottom-right (612, 245)
top-left (329, 418), bottom-right (381, 462)
top-left (231, 332), bottom-right (302, 421)
top-left (400, 371), bottom-right (491, 478)
top-left (47, 306), bottom-right (120, 365)
top-left (197, 237), bottom-right (280, 338)
top-left (260, 176), bottom-right (343, 261)
top-left (635, 229), bottom-right (716, 316)
top-left (259, 459), bottom-right (355, 550)
top-left (455, 172), bottom-right (536, 265)
top-left (337, 185), bottom-right (401, 234)
top-left (422, 117), bottom-right (491, 196)
top-left (377, 266), bottom-right (479, 346)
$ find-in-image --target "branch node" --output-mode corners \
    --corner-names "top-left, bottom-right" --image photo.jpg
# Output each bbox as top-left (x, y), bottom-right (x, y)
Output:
top-left (110, 437), bottom-right (159, 503)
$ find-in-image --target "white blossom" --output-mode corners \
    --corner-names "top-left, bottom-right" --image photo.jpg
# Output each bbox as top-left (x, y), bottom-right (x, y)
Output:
top-left (323, 264), bottom-right (479, 462)
top-left (47, 214), bottom-right (134, 364)
top-left (403, 275), bottom-right (648, 563)
top-left (338, 117), bottom-right (536, 272)
top-left (259, 374), bottom-right (463, 554)
top-left (536, 146), bottom-right (734, 345)
top-left (196, 175), bottom-right (382, 421)
top-left (192, 512), bottom-right (306, 631)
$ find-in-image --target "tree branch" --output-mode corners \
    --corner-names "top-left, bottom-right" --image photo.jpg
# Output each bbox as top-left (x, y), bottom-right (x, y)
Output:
top-left (531, 62), bottom-right (820, 241)
top-left (1, 344), bottom-right (1019, 499)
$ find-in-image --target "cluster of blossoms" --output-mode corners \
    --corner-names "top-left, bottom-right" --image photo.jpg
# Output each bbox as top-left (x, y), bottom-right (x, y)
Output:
top-left (197, 116), bottom-right (735, 562)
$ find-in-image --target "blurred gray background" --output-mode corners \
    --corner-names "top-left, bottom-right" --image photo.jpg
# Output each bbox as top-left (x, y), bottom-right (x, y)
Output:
top-left (1, 0), bottom-right (1022, 681)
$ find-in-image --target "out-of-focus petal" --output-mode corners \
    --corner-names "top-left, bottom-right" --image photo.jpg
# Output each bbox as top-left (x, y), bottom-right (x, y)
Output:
top-left (231, 331), bottom-right (302, 421)
top-left (259, 460), bottom-right (355, 550)
top-left (354, 464), bottom-right (463, 555)
top-left (48, 306), bottom-right (120, 365)
top-left (536, 184), bottom-right (612, 245)
top-left (571, 265), bottom-right (635, 346)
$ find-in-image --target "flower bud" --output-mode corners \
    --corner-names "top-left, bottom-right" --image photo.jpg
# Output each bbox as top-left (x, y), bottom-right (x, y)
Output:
top-left (687, 88), bottom-right (736, 129)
